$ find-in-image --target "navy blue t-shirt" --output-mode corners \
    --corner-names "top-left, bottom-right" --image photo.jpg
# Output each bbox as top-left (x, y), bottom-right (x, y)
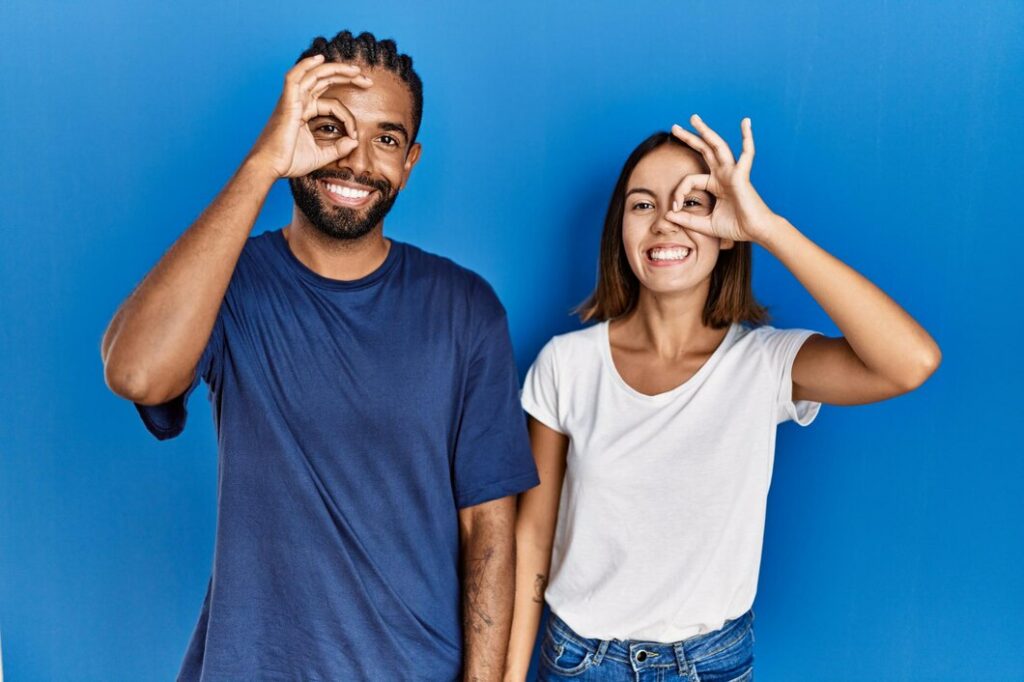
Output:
top-left (135, 229), bottom-right (539, 681)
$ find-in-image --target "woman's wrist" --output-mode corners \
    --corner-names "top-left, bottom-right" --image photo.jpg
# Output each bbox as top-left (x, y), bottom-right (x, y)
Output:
top-left (752, 213), bottom-right (798, 252)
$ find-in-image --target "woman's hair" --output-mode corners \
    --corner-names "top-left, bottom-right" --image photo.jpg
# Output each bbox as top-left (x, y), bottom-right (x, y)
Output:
top-left (574, 131), bottom-right (769, 328)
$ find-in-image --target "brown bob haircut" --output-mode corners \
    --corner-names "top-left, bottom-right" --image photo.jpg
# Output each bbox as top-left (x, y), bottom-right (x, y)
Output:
top-left (575, 131), bottom-right (769, 329)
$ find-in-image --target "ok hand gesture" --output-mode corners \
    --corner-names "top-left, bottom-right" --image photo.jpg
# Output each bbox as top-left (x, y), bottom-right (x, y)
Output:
top-left (248, 54), bottom-right (372, 179)
top-left (667, 115), bottom-right (780, 245)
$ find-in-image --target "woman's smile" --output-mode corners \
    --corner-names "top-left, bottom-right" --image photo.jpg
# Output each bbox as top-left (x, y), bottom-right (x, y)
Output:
top-left (645, 242), bottom-right (694, 267)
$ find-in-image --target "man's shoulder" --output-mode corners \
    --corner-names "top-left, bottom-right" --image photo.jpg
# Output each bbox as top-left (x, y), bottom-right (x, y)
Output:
top-left (244, 228), bottom-right (282, 256)
top-left (399, 240), bottom-right (501, 306)
top-left (231, 229), bottom-right (282, 270)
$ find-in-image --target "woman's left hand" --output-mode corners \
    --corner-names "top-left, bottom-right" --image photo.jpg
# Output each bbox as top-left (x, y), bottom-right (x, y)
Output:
top-left (667, 115), bottom-right (780, 245)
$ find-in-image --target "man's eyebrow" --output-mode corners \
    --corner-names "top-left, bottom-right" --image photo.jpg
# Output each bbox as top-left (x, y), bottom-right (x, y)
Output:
top-left (379, 121), bottom-right (410, 140)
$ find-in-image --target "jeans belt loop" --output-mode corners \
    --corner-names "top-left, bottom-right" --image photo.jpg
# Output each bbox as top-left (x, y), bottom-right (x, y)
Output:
top-left (592, 638), bottom-right (610, 665)
top-left (673, 641), bottom-right (690, 677)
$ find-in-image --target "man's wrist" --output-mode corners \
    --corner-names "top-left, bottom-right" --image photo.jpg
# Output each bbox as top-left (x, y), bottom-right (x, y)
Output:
top-left (239, 153), bottom-right (281, 189)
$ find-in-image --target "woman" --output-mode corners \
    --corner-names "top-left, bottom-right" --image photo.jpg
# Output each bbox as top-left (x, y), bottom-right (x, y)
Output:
top-left (504, 115), bottom-right (940, 681)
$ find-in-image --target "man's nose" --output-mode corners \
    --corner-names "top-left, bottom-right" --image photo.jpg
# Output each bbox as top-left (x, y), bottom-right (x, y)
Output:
top-left (335, 136), bottom-right (372, 177)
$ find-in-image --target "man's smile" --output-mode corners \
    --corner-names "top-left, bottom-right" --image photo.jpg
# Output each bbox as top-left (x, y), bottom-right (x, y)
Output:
top-left (318, 178), bottom-right (378, 209)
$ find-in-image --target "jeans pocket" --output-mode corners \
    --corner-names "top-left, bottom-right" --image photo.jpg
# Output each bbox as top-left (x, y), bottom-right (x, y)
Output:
top-left (691, 623), bottom-right (754, 682)
top-left (721, 669), bottom-right (752, 682)
top-left (539, 630), bottom-right (594, 677)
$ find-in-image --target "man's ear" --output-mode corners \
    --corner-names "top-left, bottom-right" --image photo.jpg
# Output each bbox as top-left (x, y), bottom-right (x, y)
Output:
top-left (720, 237), bottom-right (735, 250)
top-left (400, 142), bottom-right (422, 189)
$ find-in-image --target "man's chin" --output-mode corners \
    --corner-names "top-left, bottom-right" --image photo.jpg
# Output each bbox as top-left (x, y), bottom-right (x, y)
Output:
top-left (314, 203), bottom-right (378, 239)
top-left (289, 177), bottom-right (397, 242)
top-left (310, 218), bottom-right (377, 241)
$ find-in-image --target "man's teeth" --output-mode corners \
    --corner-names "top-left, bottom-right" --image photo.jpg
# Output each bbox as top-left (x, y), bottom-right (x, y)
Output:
top-left (325, 182), bottom-right (371, 199)
top-left (649, 247), bottom-right (692, 261)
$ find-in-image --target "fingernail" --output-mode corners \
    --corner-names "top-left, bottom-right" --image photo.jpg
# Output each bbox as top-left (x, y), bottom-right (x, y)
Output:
top-left (672, 201), bottom-right (679, 211)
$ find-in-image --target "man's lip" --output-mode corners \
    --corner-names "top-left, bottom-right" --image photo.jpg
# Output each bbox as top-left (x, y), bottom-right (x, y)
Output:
top-left (318, 179), bottom-right (377, 208)
top-left (317, 177), bottom-right (378, 193)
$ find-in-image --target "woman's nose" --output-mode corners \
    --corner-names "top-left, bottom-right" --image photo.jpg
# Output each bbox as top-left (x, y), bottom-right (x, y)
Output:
top-left (652, 211), bottom-right (681, 235)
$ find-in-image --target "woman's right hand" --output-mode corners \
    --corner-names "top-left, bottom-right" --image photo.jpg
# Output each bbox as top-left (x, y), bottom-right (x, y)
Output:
top-left (246, 54), bottom-right (373, 179)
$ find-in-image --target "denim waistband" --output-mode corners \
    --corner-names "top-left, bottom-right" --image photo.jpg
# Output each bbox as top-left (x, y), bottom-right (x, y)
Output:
top-left (547, 609), bottom-right (754, 673)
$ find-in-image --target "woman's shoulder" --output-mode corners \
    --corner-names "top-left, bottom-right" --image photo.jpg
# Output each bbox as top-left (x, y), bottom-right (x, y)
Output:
top-left (527, 322), bottom-right (606, 374)
top-left (728, 322), bottom-right (822, 371)
top-left (734, 322), bottom-right (820, 345)
top-left (540, 321), bottom-right (606, 355)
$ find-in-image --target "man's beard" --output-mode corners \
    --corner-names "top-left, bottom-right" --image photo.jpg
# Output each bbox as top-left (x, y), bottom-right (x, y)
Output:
top-left (289, 169), bottom-right (398, 241)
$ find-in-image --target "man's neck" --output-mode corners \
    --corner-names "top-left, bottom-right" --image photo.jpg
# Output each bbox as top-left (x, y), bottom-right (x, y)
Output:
top-left (282, 217), bottom-right (391, 282)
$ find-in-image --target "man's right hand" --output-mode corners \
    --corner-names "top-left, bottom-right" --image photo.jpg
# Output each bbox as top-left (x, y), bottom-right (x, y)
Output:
top-left (247, 54), bottom-right (372, 179)
top-left (103, 54), bottom-right (374, 407)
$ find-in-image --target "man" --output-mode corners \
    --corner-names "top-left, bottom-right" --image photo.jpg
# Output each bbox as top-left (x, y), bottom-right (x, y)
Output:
top-left (101, 30), bottom-right (539, 681)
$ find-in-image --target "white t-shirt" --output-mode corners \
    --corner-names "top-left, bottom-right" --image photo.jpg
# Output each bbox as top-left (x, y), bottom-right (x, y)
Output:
top-left (520, 320), bottom-right (822, 642)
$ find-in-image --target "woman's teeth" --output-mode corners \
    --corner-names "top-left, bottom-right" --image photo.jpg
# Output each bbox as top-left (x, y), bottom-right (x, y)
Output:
top-left (648, 247), bottom-right (692, 261)
top-left (325, 183), bottom-right (371, 199)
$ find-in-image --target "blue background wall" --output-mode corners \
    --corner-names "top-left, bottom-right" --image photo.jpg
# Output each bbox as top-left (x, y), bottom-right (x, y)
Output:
top-left (1, 1), bottom-right (1021, 679)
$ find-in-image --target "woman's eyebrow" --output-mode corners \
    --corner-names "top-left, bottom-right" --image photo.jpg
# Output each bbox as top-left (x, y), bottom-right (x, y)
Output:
top-left (626, 187), bottom-right (654, 197)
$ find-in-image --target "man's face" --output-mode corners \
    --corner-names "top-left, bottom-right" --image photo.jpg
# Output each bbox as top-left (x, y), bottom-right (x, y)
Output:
top-left (289, 65), bottom-right (421, 241)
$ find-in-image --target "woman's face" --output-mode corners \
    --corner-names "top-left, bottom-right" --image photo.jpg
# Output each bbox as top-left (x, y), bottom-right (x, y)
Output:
top-left (621, 143), bottom-right (732, 296)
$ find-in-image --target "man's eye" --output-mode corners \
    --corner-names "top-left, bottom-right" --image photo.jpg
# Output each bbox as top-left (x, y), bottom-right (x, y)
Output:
top-left (378, 135), bottom-right (398, 146)
top-left (316, 124), bottom-right (341, 135)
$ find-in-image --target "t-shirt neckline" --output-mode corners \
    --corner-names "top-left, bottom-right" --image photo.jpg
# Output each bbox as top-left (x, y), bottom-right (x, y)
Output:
top-left (600, 320), bottom-right (739, 401)
top-left (270, 228), bottom-right (404, 291)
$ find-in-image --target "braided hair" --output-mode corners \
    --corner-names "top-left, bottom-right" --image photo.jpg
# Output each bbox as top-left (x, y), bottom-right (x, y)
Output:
top-left (297, 31), bottom-right (424, 143)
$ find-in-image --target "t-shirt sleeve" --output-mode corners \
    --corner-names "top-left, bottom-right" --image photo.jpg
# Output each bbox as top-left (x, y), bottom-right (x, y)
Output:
top-left (133, 308), bottom-right (226, 441)
top-left (452, 290), bottom-right (540, 509)
top-left (520, 337), bottom-right (564, 435)
top-left (758, 326), bottom-right (823, 427)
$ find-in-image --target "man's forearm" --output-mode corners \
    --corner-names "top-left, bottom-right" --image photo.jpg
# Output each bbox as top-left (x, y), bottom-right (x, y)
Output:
top-left (102, 156), bottom-right (277, 404)
top-left (461, 499), bottom-right (516, 682)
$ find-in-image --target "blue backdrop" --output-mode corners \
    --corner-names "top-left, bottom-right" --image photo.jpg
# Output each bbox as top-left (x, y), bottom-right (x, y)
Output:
top-left (1, 1), bottom-right (1021, 680)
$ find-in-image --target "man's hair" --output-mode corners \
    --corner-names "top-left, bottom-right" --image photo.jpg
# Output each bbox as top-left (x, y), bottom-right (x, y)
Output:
top-left (297, 30), bottom-right (424, 143)
top-left (574, 131), bottom-right (769, 328)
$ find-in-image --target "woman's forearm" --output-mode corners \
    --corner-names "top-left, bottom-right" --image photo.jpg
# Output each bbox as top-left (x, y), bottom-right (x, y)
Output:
top-left (758, 216), bottom-right (941, 389)
top-left (504, 518), bottom-right (553, 681)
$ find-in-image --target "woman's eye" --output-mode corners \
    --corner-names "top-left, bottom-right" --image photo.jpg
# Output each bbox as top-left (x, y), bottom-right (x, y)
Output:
top-left (683, 198), bottom-right (701, 208)
top-left (632, 201), bottom-right (654, 210)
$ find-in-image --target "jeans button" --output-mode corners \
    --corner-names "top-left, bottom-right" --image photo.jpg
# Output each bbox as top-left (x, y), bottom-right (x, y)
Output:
top-left (636, 650), bottom-right (648, 662)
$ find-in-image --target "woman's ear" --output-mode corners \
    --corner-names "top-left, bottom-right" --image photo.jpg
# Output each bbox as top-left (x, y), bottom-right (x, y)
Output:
top-left (720, 238), bottom-right (735, 250)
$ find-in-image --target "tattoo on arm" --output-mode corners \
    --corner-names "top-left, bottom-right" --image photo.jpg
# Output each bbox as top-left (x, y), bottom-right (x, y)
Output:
top-left (532, 573), bottom-right (547, 604)
top-left (463, 547), bottom-right (496, 633)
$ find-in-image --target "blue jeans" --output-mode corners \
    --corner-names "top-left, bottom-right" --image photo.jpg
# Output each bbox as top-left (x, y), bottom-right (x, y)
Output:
top-left (537, 609), bottom-right (754, 682)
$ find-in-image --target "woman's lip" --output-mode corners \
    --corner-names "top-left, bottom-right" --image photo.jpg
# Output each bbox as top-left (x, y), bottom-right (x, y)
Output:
top-left (319, 179), bottom-right (376, 208)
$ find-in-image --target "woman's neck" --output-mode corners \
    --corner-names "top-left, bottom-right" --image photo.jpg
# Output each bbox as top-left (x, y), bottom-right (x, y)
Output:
top-left (615, 284), bottom-right (722, 359)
